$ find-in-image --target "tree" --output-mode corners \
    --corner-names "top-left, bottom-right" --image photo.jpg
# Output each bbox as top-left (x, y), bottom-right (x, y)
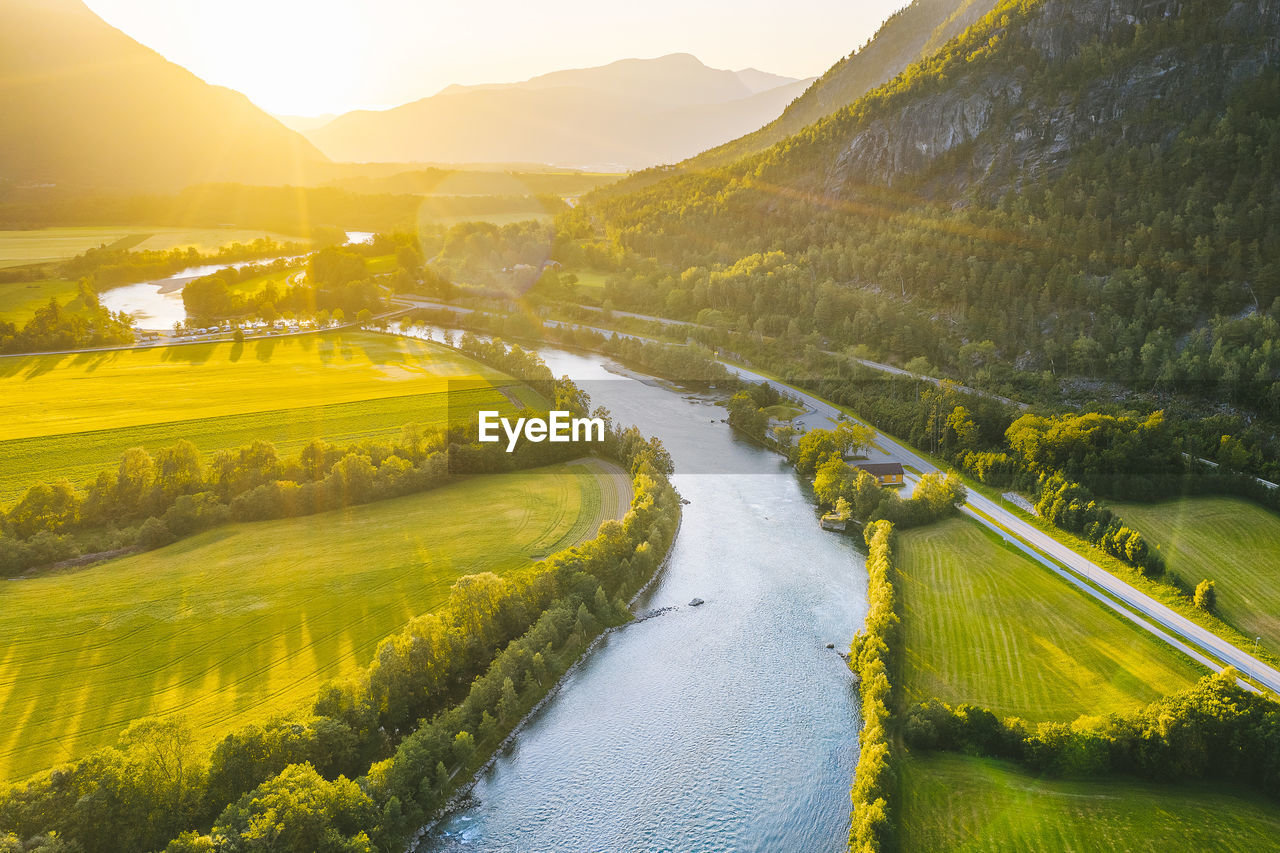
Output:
top-left (7, 481), bottom-right (81, 538)
top-left (164, 832), bottom-right (215, 852)
top-left (836, 421), bottom-right (876, 458)
top-left (726, 391), bottom-right (766, 439)
top-left (912, 471), bottom-right (967, 517)
top-left (356, 308), bottom-right (373, 328)
top-left (212, 764), bottom-right (376, 853)
top-left (497, 677), bottom-right (519, 724)
top-left (1194, 579), bottom-right (1217, 612)
top-left (945, 406), bottom-right (979, 451)
top-left (452, 731), bottom-right (475, 766)
top-left (813, 456), bottom-right (856, 507)
top-left (795, 428), bottom-right (842, 475)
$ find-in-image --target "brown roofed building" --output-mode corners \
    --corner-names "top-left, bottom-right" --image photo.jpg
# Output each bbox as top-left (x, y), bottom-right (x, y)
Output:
top-left (854, 462), bottom-right (904, 487)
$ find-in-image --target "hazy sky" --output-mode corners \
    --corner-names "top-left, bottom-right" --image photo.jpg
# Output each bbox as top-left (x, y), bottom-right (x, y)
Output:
top-left (84, 0), bottom-right (907, 116)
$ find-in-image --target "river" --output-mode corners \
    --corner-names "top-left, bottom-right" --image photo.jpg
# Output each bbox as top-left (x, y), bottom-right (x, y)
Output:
top-left (98, 230), bottom-right (375, 330)
top-left (416, 340), bottom-right (868, 853)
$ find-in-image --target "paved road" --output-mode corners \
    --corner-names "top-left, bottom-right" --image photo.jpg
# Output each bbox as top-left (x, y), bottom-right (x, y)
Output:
top-left (723, 362), bottom-right (1280, 695)
top-left (563, 303), bottom-right (1027, 409)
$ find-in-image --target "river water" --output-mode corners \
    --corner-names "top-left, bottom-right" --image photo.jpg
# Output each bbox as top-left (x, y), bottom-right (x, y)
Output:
top-left (418, 342), bottom-right (867, 853)
top-left (98, 231), bottom-right (374, 330)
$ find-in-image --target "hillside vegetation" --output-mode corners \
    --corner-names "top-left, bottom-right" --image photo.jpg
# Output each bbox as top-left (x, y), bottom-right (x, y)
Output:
top-left (584, 0), bottom-right (1280, 445)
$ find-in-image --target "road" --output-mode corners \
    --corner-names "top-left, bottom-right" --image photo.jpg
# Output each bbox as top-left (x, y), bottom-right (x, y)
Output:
top-left (722, 362), bottom-right (1280, 695)
top-left (563, 303), bottom-right (1027, 409)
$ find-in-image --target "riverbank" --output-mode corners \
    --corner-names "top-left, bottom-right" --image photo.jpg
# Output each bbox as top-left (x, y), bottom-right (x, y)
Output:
top-left (409, 512), bottom-right (685, 850)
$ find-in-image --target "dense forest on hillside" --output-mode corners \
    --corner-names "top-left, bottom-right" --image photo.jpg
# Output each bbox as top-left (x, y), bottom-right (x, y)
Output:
top-left (580, 0), bottom-right (1280, 438)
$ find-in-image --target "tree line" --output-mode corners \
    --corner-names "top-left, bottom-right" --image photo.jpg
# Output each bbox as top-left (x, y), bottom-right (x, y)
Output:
top-left (904, 670), bottom-right (1280, 797)
top-left (848, 520), bottom-right (899, 853)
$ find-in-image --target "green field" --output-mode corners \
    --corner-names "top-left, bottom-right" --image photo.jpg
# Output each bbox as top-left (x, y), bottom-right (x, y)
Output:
top-left (898, 752), bottom-right (1280, 852)
top-left (0, 331), bottom-right (516, 442)
top-left (897, 517), bottom-right (1203, 720)
top-left (0, 458), bottom-right (631, 782)
top-left (0, 332), bottom-right (538, 501)
top-left (564, 269), bottom-right (610, 290)
top-left (0, 227), bottom-right (298, 270)
top-left (0, 278), bottom-right (84, 324)
top-left (1115, 496), bottom-right (1280, 656)
top-left (420, 212), bottom-right (553, 227)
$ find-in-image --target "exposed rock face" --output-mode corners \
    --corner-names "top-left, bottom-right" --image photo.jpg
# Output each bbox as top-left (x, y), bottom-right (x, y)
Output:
top-left (821, 0), bottom-right (1280, 196)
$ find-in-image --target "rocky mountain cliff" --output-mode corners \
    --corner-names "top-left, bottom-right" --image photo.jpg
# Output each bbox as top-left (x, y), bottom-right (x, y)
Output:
top-left (684, 0), bottom-right (1002, 169)
top-left (786, 0), bottom-right (1280, 197)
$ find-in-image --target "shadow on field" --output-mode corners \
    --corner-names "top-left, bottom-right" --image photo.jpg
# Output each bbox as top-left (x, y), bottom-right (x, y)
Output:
top-left (160, 343), bottom-right (216, 365)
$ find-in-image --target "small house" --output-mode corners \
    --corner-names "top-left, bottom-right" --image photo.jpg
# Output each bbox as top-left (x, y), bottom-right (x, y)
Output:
top-left (855, 462), bottom-right (904, 487)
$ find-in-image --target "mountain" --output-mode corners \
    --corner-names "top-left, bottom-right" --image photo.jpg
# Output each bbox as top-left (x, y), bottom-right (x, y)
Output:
top-left (0, 0), bottom-right (328, 190)
top-left (684, 0), bottom-right (1003, 169)
top-left (587, 0), bottom-right (1280, 418)
top-left (302, 55), bottom-right (812, 170)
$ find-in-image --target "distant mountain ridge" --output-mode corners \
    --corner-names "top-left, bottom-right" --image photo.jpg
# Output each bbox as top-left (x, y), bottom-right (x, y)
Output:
top-left (302, 54), bottom-right (814, 169)
top-left (0, 0), bottom-right (329, 190)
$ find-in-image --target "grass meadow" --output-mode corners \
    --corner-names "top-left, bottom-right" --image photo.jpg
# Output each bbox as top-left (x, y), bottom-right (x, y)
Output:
top-left (0, 331), bottom-right (517, 441)
top-left (0, 459), bottom-right (631, 782)
top-left (0, 227), bottom-right (297, 270)
top-left (1114, 496), bottom-right (1280, 655)
top-left (895, 517), bottom-right (1204, 720)
top-left (0, 278), bottom-right (85, 324)
top-left (0, 332), bottom-right (539, 501)
top-left (898, 752), bottom-right (1280, 852)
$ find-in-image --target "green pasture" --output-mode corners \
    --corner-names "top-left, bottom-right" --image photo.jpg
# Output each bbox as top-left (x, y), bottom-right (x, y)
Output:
top-left (1115, 496), bottom-right (1280, 656)
top-left (0, 278), bottom-right (84, 324)
top-left (896, 517), bottom-right (1203, 720)
top-left (898, 752), bottom-right (1280, 852)
top-left (0, 459), bottom-right (631, 782)
top-left (0, 386), bottom-right (533, 504)
top-left (0, 331), bottom-right (514, 442)
top-left (0, 227), bottom-right (296, 270)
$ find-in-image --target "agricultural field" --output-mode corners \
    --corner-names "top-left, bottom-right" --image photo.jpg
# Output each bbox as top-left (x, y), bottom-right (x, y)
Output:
top-left (0, 331), bottom-right (539, 501)
top-left (898, 753), bottom-right (1280, 852)
top-left (896, 517), bottom-right (1203, 720)
top-left (0, 331), bottom-right (520, 441)
top-left (563, 269), bottom-right (610, 290)
top-left (419, 211), bottom-right (554, 227)
top-left (0, 226), bottom-right (297, 269)
top-left (1114, 497), bottom-right (1280, 655)
top-left (0, 458), bottom-right (632, 782)
top-left (0, 278), bottom-right (83, 323)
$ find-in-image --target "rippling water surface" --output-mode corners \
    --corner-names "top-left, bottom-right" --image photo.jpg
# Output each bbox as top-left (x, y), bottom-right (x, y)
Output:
top-left (420, 346), bottom-right (867, 853)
